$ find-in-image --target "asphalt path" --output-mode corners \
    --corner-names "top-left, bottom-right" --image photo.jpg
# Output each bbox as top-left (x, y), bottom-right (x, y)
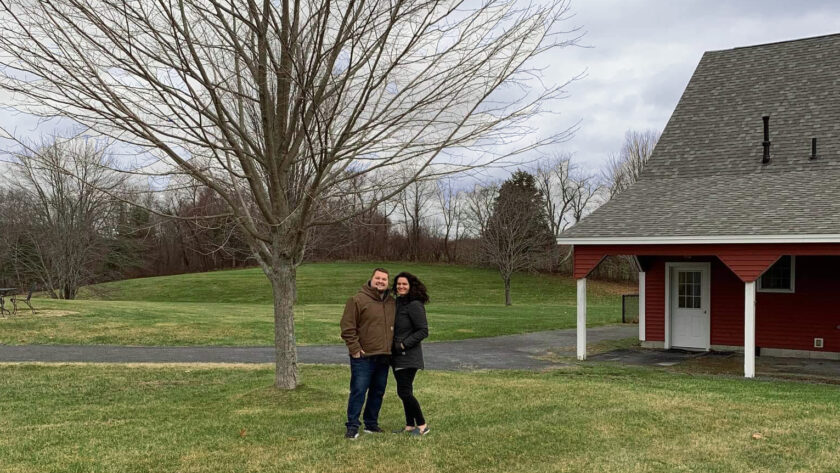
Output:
top-left (0, 325), bottom-right (637, 371)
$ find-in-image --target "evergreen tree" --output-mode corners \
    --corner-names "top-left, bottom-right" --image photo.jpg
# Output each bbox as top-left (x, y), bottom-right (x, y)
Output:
top-left (481, 170), bottom-right (554, 305)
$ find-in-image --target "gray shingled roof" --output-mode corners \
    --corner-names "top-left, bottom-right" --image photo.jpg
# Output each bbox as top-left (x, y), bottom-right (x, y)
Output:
top-left (561, 34), bottom-right (840, 240)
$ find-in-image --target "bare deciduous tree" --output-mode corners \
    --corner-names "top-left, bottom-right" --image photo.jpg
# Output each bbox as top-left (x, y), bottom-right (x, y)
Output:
top-left (155, 187), bottom-right (253, 273)
top-left (535, 154), bottom-right (573, 238)
top-left (0, 187), bottom-right (26, 287)
top-left (435, 177), bottom-right (464, 262)
top-left (396, 172), bottom-right (435, 262)
top-left (463, 182), bottom-right (499, 238)
top-left (567, 171), bottom-right (599, 223)
top-left (534, 154), bottom-right (600, 271)
top-left (6, 139), bottom-right (126, 299)
top-left (306, 172), bottom-right (395, 260)
top-left (0, 0), bottom-right (578, 388)
top-left (603, 129), bottom-right (660, 199)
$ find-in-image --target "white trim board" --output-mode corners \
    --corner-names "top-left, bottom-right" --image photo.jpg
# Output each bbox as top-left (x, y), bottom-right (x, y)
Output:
top-left (560, 234), bottom-right (840, 245)
top-left (576, 278), bottom-right (587, 361)
top-left (744, 281), bottom-right (756, 378)
top-left (639, 271), bottom-right (646, 342)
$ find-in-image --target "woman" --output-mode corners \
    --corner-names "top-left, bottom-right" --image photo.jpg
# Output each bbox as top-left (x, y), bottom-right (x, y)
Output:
top-left (391, 272), bottom-right (430, 435)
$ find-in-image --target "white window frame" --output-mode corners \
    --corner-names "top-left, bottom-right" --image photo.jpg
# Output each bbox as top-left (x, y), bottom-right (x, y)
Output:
top-left (757, 255), bottom-right (795, 293)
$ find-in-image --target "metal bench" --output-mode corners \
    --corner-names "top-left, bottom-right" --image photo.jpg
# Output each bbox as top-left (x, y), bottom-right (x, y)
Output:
top-left (0, 288), bottom-right (14, 317)
top-left (12, 288), bottom-right (35, 315)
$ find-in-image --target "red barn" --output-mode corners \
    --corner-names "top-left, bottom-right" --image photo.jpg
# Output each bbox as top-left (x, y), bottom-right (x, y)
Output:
top-left (559, 34), bottom-right (840, 377)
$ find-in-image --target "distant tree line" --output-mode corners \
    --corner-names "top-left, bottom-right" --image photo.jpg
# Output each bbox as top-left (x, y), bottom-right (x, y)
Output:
top-left (0, 130), bottom-right (657, 300)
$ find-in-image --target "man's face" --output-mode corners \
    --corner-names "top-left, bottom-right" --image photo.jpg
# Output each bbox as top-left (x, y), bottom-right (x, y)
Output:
top-left (371, 271), bottom-right (389, 291)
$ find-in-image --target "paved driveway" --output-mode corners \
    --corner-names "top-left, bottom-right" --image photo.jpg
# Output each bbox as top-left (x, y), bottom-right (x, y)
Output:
top-left (0, 324), bottom-right (637, 371)
top-left (591, 348), bottom-right (840, 380)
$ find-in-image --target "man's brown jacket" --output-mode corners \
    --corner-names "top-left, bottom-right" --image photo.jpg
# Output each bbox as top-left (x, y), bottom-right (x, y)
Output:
top-left (340, 283), bottom-right (396, 356)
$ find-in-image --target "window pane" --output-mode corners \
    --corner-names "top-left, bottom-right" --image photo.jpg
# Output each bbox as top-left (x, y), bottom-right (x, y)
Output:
top-left (678, 271), bottom-right (701, 309)
top-left (760, 256), bottom-right (791, 290)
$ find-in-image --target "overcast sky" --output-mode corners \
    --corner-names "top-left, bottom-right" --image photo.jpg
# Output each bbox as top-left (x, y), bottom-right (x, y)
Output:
top-left (2, 1), bottom-right (839, 183)
top-left (548, 0), bottom-right (840, 173)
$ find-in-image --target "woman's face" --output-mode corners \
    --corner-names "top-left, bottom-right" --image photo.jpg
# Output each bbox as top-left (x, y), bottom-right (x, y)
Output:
top-left (396, 277), bottom-right (410, 296)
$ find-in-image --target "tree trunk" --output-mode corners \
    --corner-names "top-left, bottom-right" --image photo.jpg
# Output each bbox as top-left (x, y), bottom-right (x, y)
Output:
top-left (504, 276), bottom-right (512, 306)
top-left (452, 237), bottom-right (459, 263)
top-left (268, 259), bottom-right (299, 389)
top-left (443, 237), bottom-right (450, 262)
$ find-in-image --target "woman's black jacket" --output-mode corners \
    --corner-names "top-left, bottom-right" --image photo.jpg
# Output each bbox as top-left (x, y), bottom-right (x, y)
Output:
top-left (391, 297), bottom-right (428, 370)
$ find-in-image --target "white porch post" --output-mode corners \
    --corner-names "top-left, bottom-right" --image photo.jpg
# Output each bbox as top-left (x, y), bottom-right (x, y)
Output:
top-left (744, 281), bottom-right (756, 378)
top-left (577, 278), bottom-right (587, 360)
top-left (638, 271), bottom-right (646, 341)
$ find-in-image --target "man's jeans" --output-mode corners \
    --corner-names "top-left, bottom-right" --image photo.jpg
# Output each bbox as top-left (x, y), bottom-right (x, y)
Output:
top-left (346, 355), bottom-right (389, 430)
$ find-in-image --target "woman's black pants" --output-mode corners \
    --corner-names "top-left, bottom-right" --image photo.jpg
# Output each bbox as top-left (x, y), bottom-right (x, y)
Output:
top-left (393, 368), bottom-right (425, 426)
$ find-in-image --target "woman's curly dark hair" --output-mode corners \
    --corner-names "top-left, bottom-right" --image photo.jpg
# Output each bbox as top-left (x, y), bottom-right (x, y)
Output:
top-left (392, 272), bottom-right (429, 304)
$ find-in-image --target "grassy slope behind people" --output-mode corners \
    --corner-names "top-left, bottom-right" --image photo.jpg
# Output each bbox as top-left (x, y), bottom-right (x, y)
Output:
top-left (0, 262), bottom-right (634, 346)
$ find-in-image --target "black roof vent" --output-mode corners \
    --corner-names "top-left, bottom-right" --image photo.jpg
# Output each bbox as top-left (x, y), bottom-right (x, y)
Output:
top-left (810, 137), bottom-right (819, 160)
top-left (762, 116), bottom-right (771, 164)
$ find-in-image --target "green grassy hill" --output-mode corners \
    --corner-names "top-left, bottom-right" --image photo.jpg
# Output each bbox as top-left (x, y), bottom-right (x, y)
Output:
top-left (3, 262), bottom-right (634, 346)
top-left (78, 261), bottom-right (628, 306)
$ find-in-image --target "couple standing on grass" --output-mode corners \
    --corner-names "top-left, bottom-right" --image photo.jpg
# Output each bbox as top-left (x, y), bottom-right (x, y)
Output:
top-left (340, 267), bottom-right (430, 439)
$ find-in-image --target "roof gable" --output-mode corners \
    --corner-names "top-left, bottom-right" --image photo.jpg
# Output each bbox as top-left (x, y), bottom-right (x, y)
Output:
top-left (643, 34), bottom-right (840, 180)
top-left (562, 34), bottom-right (840, 241)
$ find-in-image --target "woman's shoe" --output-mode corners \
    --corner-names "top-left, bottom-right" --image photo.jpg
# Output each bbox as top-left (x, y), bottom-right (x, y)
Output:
top-left (411, 426), bottom-right (430, 436)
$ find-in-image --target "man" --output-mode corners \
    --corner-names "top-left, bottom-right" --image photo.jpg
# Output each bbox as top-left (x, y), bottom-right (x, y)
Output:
top-left (340, 267), bottom-right (396, 439)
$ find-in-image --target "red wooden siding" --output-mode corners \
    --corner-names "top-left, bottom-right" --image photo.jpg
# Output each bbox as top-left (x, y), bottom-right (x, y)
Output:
top-left (716, 253), bottom-right (784, 282)
top-left (642, 255), bottom-right (840, 352)
top-left (641, 256), bottom-right (741, 343)
top-left (756, 256), bottom-right (840, 352)
top-left (644, 258), bottom-right (665, 341)
top-left (573, 250), bottom-right (606, 280)
top-left (709, 259), bottom-right (744, 346)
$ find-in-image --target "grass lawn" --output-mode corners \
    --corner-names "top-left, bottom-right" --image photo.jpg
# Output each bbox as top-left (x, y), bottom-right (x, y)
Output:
top-left (2, 363), bottom-right (840, 472)
top-left (0, 262), bottom-right (633, 346)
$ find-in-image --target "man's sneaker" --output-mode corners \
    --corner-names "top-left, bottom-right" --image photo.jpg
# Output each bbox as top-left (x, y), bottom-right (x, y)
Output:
top-left (345, 428), bottom-right (359, 439)
top-left (363, 426), bottom-right (384, 434)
